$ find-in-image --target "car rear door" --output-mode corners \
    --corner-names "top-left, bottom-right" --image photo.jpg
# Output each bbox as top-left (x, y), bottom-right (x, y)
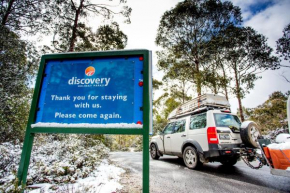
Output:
top-left (170, 119), bottom-right (187, 154)
top-left (187, 113), bottom-right (208, 151)
top-left (214, 113), bottom-right (242, 144)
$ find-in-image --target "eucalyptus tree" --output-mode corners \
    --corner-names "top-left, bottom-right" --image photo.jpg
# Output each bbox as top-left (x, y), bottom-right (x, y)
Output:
top-left (222, 26), bottom-right (280, 121)
top-left (1, 0), bottom-right (45, 141)
top-left (204, 36), bottom-right (233, 100)
top-left (152, 77), bottom-right (191, 134)
top-left (49, 0), bottom-right (131, 52)
top-left (0, 0), bottom-right (51, 34)
top-left (276, 23), bottom-right (290, 83)
top-left (155, 0), bottom-right (242, 96)
top-left (202, 62), bottom-right (230, 97)
top-left (276, 23), bottom-right (290, 67)
top-left (0, 26), bottom-right (39, 142)
top-left (160, 58), bottom-right (193, 103)
top-left (246, 91), bottom-right (289, 134)
top-left (73, 22), bottom-right (127, 52)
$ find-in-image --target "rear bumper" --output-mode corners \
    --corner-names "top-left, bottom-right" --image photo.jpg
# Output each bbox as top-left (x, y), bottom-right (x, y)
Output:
top-left (204, 143), bottom-right (242, 159)
top-left (219, 149), bottom-right (240, 156)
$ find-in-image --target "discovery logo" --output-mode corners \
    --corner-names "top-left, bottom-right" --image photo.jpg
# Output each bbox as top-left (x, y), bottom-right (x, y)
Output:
top-left (67, 66), bottom-right (111, 86)
top-left (85, 66), bottom-right (95, 76)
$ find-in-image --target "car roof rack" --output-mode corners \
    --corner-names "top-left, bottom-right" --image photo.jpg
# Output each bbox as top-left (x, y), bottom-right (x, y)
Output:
top-left (168, 94), bottom-right (231, 120)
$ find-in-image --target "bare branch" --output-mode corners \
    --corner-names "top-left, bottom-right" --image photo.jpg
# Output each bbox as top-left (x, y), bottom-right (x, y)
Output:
top-left (280, 71), bottom-right (290, 83)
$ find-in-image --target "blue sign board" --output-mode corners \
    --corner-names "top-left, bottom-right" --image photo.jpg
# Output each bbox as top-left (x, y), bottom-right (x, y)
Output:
top-left (17, 50), bottom-right (152, 193)
top-left (36, 56), bottom-right (144, 125)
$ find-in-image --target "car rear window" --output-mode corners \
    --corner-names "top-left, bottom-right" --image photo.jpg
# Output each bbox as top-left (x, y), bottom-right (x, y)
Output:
top-left (190, 113), bottom-right (206, 130)
top-left (214, 113), bottom-right (241, 128)
top-left (174, 119), bottom-right (186, 133)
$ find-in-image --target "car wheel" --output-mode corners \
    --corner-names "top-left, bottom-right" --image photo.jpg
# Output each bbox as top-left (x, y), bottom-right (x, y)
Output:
top-left (220, 158), bottom-right (238, 166)
top-left (183, 146), bottom-right (202, 169)
top-left (240, 122), bottom-right (262, 148)
top-left (150, 144), bottom-right (160, 160)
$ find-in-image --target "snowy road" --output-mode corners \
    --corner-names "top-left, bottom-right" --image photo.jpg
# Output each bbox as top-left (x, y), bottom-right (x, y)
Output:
top-left (110, 152), bottom-right (290, 193)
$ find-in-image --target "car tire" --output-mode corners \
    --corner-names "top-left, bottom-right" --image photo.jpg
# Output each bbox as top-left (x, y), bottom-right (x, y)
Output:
top-left (220, 158), bottom-right (238, 166)
top-left (240, 122), bottom-right (262, 148)
top-left (183, 146), bottom-right (202, 169)
top-left (150, 144), bottom-right (160, 160)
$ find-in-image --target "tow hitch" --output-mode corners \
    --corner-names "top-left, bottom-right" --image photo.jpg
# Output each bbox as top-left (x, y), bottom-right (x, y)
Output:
top-left (239, 147), bottom-right (265, 169)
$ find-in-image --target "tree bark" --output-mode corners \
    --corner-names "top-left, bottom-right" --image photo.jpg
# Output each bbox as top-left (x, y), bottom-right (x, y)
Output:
top-left (221, 64), bottom-right (229, 100)
top-left (68, 0), bottom-right (85, 52)
top-left (195, 60), bottom-right (201, 96)
top-left (194, 33), bottom-right (201, 96)
top-left (234, 65), bottom-right (244, 121)
top-left (213, 83), bottom-right (217, 94)
top-left (212, 65), bottom-right (217, 94)
top-left (182, 81), bottom-right (185, 103)
top-left (1, 0), bottom-right (15, 25)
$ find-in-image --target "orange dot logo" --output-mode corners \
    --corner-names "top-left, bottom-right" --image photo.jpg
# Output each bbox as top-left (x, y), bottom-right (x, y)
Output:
top-left (85, 66), bottom-right (95, 76)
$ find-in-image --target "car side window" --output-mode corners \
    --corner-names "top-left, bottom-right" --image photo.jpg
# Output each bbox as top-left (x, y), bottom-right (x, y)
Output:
top-left (163, 122), bottom-right (175, 134)
top-left (190, 113), bottom-right (206, 130)
top-left (174, 120), bottom-right (186, 133)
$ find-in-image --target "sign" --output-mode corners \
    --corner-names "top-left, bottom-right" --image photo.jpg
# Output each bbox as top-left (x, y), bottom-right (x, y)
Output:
top-left (17, 50), bottom-right (152, 193)
top-left (35, 57), bottom-right (143, 126)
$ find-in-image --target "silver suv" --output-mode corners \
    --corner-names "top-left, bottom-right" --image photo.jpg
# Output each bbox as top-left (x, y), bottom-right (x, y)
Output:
top-left (150, 94), bottom-right (260, 169)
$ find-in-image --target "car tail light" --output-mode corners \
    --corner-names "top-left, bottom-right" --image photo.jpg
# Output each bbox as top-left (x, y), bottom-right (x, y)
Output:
top-left (207, 127), bottom-right (219, 144)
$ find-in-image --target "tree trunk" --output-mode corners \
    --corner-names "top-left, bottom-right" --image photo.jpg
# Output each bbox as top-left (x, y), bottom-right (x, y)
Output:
top-left (182, 84), bottom-right (185, 103)
top-left (213, 84), bottom-right (217, 94)
top-left (68, 0), bottom-right (85, 52)
top-left (212, 65), bottom-right (217, 94)
top-left (195, 60), bottom-right (201, 96)
top-left (194, 33), bottom-right (201, 96)
top-left (237, 94), bottom-right (244, 121)
top-left (221, 64), bottom-right (229, 100)
top-left (182, 80), bottom-right (186, 103)
top-left (1, 0), bottom-right (15, 25)
top-left (234, 66), bottom-right (244, 121)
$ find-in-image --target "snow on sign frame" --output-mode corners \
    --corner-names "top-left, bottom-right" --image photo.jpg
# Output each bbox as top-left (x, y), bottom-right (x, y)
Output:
top-left (17, 50), bottom-right (152, 193)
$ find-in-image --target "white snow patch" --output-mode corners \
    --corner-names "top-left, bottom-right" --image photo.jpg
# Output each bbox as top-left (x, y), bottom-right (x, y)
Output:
top-left (31, 122), bottom-right (143, 129)
top-left (27, 183), bottom-right (52, 193)
top-left (275, 133), bottom-right (290, 143)
top-left (26, 160), bottom-right (125, 193)
top-left (76, 159), bottom-right (124, 193)
top-left (267, 142), bottom-right (290, 150)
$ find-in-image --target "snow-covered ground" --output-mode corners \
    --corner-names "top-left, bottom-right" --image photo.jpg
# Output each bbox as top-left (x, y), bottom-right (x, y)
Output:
top-left (27, 160), bottom-right (124, 193)
top-left (0, 135), bottom-right (125, 193)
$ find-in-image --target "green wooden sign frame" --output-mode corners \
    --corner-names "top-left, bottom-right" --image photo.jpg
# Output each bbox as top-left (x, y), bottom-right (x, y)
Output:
top-left (17, 49), bottom-right (152, 193)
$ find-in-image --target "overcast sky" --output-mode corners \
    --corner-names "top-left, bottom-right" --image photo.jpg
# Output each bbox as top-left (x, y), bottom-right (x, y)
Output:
top-left (115, 0), bottom-right (290, 113)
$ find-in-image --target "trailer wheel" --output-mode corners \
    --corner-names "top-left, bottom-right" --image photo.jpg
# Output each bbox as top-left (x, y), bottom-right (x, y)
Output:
top-left (240, 121), bottom-right (262, 148)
